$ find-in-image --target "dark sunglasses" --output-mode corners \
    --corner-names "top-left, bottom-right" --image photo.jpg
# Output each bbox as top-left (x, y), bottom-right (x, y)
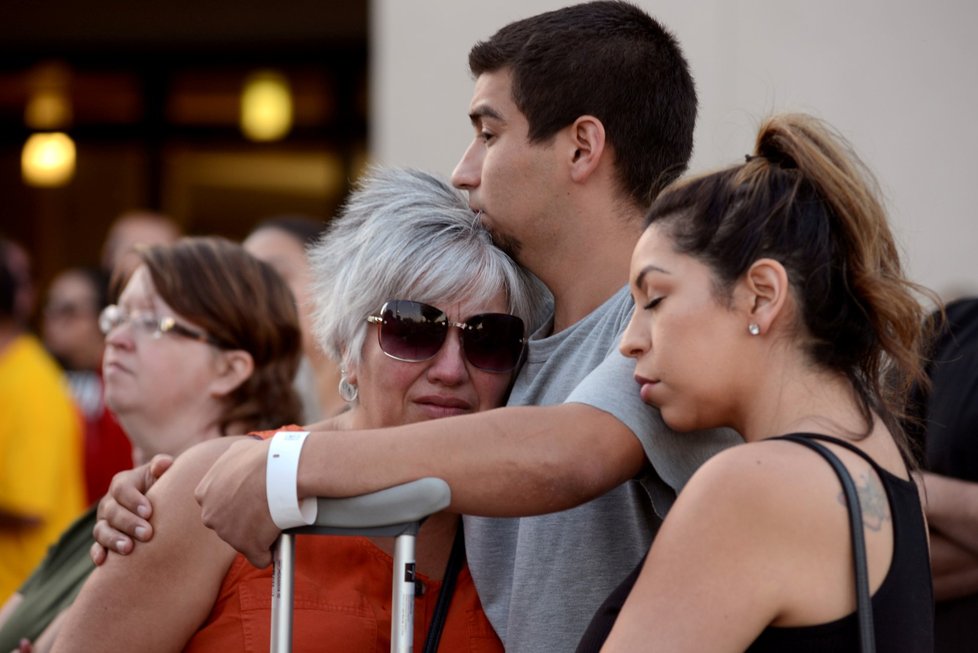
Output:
top-left (366, 299), bottom-right (526, 373)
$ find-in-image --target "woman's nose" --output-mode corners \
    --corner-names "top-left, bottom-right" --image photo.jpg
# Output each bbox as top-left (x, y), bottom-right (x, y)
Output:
top-left (426, 328), bottom-right (467, 385)
top-left (619, 311), bottom-right (650, 359)
top-left (103, 319), bottom-right (135, 350)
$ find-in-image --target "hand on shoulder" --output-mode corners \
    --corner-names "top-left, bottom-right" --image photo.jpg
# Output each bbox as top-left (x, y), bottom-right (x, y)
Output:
top-left (91, 436), bottom-right (255, 564)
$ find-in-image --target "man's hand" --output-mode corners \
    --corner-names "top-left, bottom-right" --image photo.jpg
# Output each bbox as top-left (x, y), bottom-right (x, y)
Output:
top-left (194, 437), bottom-right (279, 568)
top-left (90, 455), bottom-right (174, 565)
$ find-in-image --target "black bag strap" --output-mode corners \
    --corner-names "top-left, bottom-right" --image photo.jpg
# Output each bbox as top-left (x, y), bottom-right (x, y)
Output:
top-left (781, 435), bottom-right (876, 653)
top-left (791, 432), bottom-right (903, 476)
top-left (422, 525), bottom-right (466, 653)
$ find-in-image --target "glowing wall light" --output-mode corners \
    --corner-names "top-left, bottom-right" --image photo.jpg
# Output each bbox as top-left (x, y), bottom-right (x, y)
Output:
top-left (240, 70), bottom-right (293, 141)
top-left (21, 132), bottom-right (76, 187)
top-left (25, 62), bottom-right (73, 130)
top-left (25, 89), bottom-right (73, 130)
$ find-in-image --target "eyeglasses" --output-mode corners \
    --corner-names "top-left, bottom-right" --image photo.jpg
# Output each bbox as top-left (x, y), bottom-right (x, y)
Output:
top-left (366, 299), bottom-right (525, 373)
top-left (98, 304), bottom-right (223, 347)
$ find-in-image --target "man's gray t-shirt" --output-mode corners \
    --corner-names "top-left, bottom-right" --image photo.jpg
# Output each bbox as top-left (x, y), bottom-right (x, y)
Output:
top-left (464, 285), bottom-right (740, 652)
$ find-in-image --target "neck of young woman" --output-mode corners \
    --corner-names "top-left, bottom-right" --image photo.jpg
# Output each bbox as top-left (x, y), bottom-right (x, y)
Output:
top-left (740, 360), bottom-right (874, 444)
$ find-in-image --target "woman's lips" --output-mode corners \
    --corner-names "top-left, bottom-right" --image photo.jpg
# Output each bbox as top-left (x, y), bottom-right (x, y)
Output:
top-left (634, 374), bottom-right (659, 405)
top-left (414, 395), bottom-right (472, 418)
top-left (103, 358), bottom-right (130, 376)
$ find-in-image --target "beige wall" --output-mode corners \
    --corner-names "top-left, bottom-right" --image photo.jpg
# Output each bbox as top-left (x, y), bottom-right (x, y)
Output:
top-left (371, 0), bottom-right (978, 298)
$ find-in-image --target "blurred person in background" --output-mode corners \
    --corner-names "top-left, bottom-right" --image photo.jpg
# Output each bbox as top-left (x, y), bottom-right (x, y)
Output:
top-left (0, 237), bottom-right (302, 652)
top-left (908, 297), bottom-right (978, 653)
top-left (42, 267), bottom-right (132, 505)
top-left (0, 242), bottom-right (34, 325)
top-left (100, 211), bottom-right (180, 280)
top-left (244, 216), bottom-right (344, 421)
top-left (0, 239), bottom-right (85, 605)
top-left (43, 267), bottom-right (106, 374)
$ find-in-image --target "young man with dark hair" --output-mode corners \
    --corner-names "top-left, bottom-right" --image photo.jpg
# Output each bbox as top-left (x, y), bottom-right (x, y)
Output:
top-left (96, 3), bottom-right (738, 650)
top-left (466, 0), bottom-right (697, 208)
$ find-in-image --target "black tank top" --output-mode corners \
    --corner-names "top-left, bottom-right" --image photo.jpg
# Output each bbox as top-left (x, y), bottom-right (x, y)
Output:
top-left (576, 433), bottom-right (934, 652)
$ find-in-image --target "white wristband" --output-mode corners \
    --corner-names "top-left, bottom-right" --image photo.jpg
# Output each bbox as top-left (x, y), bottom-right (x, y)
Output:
top-left (266, 431), bottom-right (318, 530)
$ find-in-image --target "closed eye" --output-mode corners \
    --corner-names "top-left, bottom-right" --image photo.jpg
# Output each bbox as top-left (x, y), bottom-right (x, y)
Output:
top-left (643, 297), bottom-right (663, 310)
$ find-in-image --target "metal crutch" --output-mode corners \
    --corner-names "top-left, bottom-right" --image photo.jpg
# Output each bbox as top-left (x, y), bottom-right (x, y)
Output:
top-left (270, 477), bottom-right (452, 653)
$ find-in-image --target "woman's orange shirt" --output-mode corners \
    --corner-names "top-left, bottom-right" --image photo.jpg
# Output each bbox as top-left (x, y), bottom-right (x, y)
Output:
top-left (184, 426), bottom-right (502, 652)
top-left (185, 536), bottom-right (502, 653)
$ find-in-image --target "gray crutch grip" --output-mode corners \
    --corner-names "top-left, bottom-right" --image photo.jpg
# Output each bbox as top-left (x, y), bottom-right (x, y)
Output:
top-left (288, 477), bottom-right (452, 538)
top-left (271, 477), bottom-right (452, 653)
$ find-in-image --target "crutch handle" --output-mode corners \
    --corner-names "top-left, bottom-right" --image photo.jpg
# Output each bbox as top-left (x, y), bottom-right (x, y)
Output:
top-left (289, 476), bottom-right (452, 538)
top-left (271, 477), bottom-right (452, 653)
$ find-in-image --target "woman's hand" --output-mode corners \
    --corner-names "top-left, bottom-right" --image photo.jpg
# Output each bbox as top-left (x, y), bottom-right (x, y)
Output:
top-left (90, 454), bottom-right (174, 564)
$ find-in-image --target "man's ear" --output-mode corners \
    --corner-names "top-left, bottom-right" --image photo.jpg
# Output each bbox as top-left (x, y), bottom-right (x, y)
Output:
top-left (567, 115), bottom-right (607, 184)
top-left (209, 349), bottom-right (255, 398)
top-left (741, 258), bottom-right (790, 335)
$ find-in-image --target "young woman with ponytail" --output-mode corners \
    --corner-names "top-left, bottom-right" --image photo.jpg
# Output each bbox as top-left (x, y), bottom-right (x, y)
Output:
top-left (579, 113), bottom-right (935, 652)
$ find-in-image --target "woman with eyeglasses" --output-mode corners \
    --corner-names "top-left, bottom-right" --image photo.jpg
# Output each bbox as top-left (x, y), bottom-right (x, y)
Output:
top-left (52, 168), bottom-right (549, 653)
top-left (0, 237), bottom-right (302, 653)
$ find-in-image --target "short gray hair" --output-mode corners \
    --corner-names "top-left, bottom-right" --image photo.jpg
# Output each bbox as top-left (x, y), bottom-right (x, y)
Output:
top-left (310, 167), bottom-right (551, 373)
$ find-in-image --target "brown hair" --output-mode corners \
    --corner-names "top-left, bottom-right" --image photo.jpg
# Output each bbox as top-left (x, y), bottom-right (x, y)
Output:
top-left (138, 237), bottom-right (302, 434)
top-left (647, 113), bottom-right (936, 459)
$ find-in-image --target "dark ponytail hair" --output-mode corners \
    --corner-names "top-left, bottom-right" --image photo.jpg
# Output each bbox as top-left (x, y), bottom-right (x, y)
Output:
top-left (646, 113), bottom-right (935, 458)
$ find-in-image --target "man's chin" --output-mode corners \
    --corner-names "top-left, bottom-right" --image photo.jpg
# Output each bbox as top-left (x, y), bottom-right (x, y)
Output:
top-left (475, 211), bottom-right (522, 259)
top-left (486, 227), bottom-right (522, 261)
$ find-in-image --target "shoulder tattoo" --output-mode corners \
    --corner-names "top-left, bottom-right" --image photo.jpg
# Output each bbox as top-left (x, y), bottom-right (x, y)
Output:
top-left (837, 471), bottom-right (890, 532)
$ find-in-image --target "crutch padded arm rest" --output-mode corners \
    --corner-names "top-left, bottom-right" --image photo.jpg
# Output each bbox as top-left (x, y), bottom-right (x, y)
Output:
top-left (287, 477), bottom-right (451, 538)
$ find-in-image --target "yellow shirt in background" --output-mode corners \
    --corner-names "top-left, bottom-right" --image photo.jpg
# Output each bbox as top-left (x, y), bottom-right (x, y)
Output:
top-left (0, 334), bottom-right (85, 602)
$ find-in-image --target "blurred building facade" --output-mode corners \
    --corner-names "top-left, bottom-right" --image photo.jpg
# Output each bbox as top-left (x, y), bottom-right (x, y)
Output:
top-left (0, 0), bottom-right (367, 305)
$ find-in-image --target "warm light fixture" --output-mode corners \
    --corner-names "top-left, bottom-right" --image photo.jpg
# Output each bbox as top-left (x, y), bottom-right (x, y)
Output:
top-left (240, 70), bottom-right (293, 141)
top-left (21, 132), bottom-right (76, 187)
top-left (25, 61), bottom-right (73, 130)
top-left (26, 89), bottom-right (73, 130)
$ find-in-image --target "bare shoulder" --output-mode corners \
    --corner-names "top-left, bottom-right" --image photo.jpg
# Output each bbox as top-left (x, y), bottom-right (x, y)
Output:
top-left (686, 439), bottom-right (819, 491)
top-left (675, 439), bottom-right (847, 527)
top-left (56, 452), bottom-right (241, 652)
top-left (144, 436), bottom-right (256, 522)
top-left (648, 436), bottom-right (896, 632)
top-left (633, 440), bottom-right (840, 644)
top-left (155, 435), bottom-right (254, 490)
top-left (136, 439), bottom-right (244, 566)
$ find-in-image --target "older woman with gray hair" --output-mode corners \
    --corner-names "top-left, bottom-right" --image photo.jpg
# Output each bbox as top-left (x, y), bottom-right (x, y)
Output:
top-left (312, 167), bottom-right (547, 424)
top-left (60, 167), bottom-right (549, 653)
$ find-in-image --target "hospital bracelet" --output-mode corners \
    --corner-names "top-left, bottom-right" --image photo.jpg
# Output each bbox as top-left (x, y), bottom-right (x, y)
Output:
top-left (265, 431), bottom-right (318, 529)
